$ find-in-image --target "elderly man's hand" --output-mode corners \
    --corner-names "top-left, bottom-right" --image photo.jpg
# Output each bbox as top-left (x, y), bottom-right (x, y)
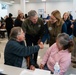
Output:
top-left (30, 65), bottom-right (35, 70)
top-left (38, 42), bottom-right (44, 49)
top-left (70, 24), bottom-right (74, 28)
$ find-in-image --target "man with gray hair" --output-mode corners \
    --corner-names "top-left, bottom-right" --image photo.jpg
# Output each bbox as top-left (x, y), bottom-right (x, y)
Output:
top-left (22, 10), bottom-right (44, 68)
top-left (4, 27), bottom-right (44, 69)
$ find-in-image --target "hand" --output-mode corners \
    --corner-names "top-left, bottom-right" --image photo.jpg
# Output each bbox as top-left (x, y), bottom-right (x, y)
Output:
top-left (70, 24), bottom-right (74, 28)
top-left (37, 39), bottom-right (41, 44)
top-left (30, 65), bottom-right (35, 71)
top-left (40, 64), bottom-right (44, 69)
top-left (38, 42), bottom-right (44, 49)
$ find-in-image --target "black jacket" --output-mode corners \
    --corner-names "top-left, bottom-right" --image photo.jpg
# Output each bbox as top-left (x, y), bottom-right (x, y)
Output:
top-left (4, 39), bottom-right (40, 67)
top-left (73, 21), bottom-right (76, 37)
top-left (65, 19), bottom-right (72, 36)
top-left (14, 18), bottom-right (23, 27)
top-left (5, 17), bottom-right (13, 30)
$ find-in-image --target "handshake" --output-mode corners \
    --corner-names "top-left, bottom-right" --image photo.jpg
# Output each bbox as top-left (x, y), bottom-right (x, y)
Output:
top-left (38, 42), bottom-right (44, 49)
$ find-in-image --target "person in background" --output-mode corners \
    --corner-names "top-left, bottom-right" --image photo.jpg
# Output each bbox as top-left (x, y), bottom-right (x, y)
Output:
top-left (69, 13), bottom-right (73, 21)
top-left (4, 15), bottom-right (8, 20)
top-left (46, 14), bottom-right (50, 20)
top-left (0, 21), bottom-right (2, 37)
top-left (14, 13), bottom-right (24, 27)
top-left (47, 10), bottom-right (67, 46)
top-left (22, 10), bottom-right (44, 68)
top-left (71, 20), bottom-right (76, 68)
top-left (0, 21), bottom-right (6, 38)
top-left (62, 12), bottom-right (73, 36)
top-left (40, 14), bottom-right (43, 19)
top-left (4, 27), bottom-right (44, 70)
top-left (5, 13), bottom-right (13, 39)
top-left (25, 14), bottom-right (28, 19)
top-left (40, 33), bottom-right (74, 75)
top-left (18, 10), bottom-right (22, 15)
top-left (1, 17), bottom-right (4, 22)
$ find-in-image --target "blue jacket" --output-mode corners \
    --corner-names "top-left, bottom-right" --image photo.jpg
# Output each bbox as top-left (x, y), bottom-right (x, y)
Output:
top-left (4, 39), bottom-right (40, 67)
top-left (64, 20), bottom-right (72, 35)
top-left (61, 22), bottom-right (67, 33)
top-left (73, 21), bottom-right (76, 37)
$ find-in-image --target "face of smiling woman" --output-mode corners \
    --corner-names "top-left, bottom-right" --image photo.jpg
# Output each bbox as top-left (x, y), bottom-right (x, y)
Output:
top-left (50, 15), bottom-right (57, 24)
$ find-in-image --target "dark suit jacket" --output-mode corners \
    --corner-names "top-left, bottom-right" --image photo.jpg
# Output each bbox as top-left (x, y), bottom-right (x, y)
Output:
top-left (4, 39), bottom-right (40, 67)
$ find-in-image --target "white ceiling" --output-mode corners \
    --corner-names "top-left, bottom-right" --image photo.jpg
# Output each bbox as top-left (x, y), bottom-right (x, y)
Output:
top-left (27, 0), bottom-right (73, 3)
top-left (0, 0), bottom-right (20, 4)
top-left (0, 0), bottom-right (73, 4)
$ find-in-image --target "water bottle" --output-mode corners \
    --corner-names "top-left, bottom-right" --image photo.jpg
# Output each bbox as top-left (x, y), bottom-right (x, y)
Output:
top-left (54, 62), bottom-right (60, 75)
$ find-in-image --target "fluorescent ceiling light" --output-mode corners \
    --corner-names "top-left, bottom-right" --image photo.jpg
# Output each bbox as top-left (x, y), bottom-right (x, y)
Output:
top-left (42, 0), bottom-right (46, 1)
top-left (10, 0), bottom-right (15, 4)
top-left (0, 1), bottom-right (11, 5)
top-left (25, 0), bottom-right (29, 2)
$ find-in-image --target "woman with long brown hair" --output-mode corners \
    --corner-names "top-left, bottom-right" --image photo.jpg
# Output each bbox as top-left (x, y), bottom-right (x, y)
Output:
top-left (47, 10), bottom-right (67, 46)
top-left (62, 12), bottom-right (73, 36)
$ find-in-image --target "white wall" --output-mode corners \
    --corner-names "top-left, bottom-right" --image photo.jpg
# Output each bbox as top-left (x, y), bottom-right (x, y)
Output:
top-left (8, 4), bottom-right (21, 17)
top-left (0, 3), bottom-right (8, 18)
top-left (8, 1), bottom-right (74, 18)
top-left (26, 2), bottom-right (73, 17)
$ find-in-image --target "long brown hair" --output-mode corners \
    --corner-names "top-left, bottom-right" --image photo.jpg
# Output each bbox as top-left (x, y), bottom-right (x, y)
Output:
top-left (51, 10), bottom-right (63, 26)
top-left (62, 12), bottom-right (70, 21)
top-left (17, 13), bottom-right (24, 19)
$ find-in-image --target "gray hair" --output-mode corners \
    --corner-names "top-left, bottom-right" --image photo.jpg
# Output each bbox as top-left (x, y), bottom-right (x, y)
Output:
top-left (56, 33), bottom-right (73, 52)
top-left (28, 10), bottom-right (37, 17)
top-left (9, 27), bottom-right (22, 40)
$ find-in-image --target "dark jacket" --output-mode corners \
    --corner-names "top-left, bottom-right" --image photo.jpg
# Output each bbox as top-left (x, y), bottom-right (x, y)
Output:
top-left (73, 20), bottom-right (76, 37)
top-left (14, 18), bottom-right (23, 27)
top-left (41, 22), bottom-right (50, 43)
top-left (64, 19), bottom-right (72, 36)
top-left (22, 18), bottom-right (44, 39)
top-left (5, 17), bottom-right (13, 30)
top-left (4, 39), bottom-right (40, 67)
top-left (47, 21), bottom-right (67, 46)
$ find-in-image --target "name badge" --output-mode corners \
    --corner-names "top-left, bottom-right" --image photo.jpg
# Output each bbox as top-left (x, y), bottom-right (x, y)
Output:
top-left (48, 27), bottom-right (52, 30)
top-left (38, 25), bottom-right (41, 27)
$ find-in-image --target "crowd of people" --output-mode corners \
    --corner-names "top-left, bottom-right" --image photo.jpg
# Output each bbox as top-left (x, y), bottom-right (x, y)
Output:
top-left (0, 9), bottom-right (76, 75)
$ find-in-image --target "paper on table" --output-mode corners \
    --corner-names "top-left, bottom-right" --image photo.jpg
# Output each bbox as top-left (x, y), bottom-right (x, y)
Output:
top-left (20, 69), bottom-right (50, 75)
top-left (33, 69), bottom-right (50, 75)
top-left (20, 70), bottom-right (33, 75)
top-left (0, 68), bottom-right (3, 73)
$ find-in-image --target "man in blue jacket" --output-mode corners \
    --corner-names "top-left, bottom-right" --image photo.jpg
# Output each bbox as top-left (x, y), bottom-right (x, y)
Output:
top-left (4, 27), bottom-right (44, 70)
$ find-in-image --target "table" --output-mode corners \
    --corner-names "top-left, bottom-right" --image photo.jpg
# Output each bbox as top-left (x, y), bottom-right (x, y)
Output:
top-left (0, 64), bottom-right (50, 75)
top-left (0, 29), bottom-right (6, 38)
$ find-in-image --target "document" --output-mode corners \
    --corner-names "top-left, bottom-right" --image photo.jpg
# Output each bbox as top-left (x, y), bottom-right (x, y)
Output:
top-left (20, 69), bottom-right (50, 75)
top-left (20, 70), bottom-right (33, 75)
top-left (33, 69), bottom-right (50, 75)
